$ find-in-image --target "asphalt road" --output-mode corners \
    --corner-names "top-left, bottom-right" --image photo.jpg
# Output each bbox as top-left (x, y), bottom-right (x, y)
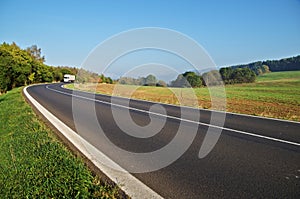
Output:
top-left (26, 83), bottom-right (300, 198)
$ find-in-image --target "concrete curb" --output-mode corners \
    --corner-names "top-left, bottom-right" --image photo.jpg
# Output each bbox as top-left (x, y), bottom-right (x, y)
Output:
top-left (23, 85), bottom-right (163, 199)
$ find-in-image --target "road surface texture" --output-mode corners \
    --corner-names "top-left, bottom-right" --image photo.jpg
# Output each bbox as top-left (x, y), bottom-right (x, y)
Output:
top-left (26, 83), bottom-right (300, 198)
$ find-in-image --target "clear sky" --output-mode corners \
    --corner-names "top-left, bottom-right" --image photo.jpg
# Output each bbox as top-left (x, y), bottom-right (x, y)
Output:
top-left (1, 0), bottom-right (300, 72)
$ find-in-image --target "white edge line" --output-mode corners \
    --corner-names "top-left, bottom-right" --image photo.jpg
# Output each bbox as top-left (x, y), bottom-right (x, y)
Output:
top-left (61, 84), bottom-right (300, 124)
top-left (54, 84), bottom-right (300, 147)
top-left (24, 85), bottom-right (164, 199)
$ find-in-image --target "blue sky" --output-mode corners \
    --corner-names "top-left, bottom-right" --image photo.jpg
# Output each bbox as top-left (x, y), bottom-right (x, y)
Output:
top-left (1, 0), bottom-right (300, 76)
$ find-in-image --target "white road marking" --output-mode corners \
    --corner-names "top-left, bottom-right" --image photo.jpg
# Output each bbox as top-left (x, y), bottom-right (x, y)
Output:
top-left (61, 84), bottom-right (300, 124)
top-left (47, 84), bottom-right (300, 147)
top-left (24, 86), bottom-right (164, 199)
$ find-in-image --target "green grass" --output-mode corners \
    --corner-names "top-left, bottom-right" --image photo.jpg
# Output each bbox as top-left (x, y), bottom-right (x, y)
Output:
top-left (0, 87), bottom-right (120, 198)
top-left (224, 71), bottom-right (300, 104)
top-left (256, 70), bottom-right (300, 82)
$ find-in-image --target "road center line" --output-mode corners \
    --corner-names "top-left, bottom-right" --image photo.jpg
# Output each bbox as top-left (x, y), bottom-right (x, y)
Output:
top-left (46, 85), bottom-right (300, 147)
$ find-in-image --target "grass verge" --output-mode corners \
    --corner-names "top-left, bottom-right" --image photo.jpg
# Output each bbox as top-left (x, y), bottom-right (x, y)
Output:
top-left (67, 71), bottom-right (300, 121)
top-left (0, 87), bottom-right (121, 198)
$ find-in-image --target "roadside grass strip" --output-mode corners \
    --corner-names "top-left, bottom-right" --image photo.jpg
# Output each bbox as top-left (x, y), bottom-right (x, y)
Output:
top-left (0, 87), bottom-right (121, 198)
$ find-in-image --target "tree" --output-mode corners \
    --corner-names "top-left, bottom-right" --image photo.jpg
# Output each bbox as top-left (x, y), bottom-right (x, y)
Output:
top-left (0, 42), bottom-right (58, 93)
top-left (202, 70), bottom-right (223, 86)
top-left (0, 42), bottom-right (33, 92)
top-left (99, 74), bottom-right (106, 83)
top-left (28, 72), bottom-right (35, 84)
top-left (59, 68), bottom-right (72, 75)
top-left (231, 68), bottom-right (256, 83)
top-left (144, 74), bottom-right (157, 86)
top-left (230, 55), bottom-right (300, 72)
top-left (157, 80), bottom-right (167, 87)
top-left (220, 67), bottom-right (234, 84)
top-left (0, 55), bottom-right (13, 93)
top-left (261, 65), bottom-right (270, 73)
top-left (26, 45), bottom-right (45, 63)
top-left (170, 74), bottom-right (188, 87)
top-left (118, 75), bottom-right (166, 87)
top-left (183, 71), bottom-right (202, 87)
top-left (170, 72), bottom-right (203, 88)
top-left (105, 77), bottom-right (113, 84)
top-left (53, 69), bottom-right (63, 82)
top-left (0, 42), bottom-right (117, 93)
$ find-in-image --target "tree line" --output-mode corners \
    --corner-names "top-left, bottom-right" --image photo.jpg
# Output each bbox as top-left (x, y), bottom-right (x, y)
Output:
top-left (0, 42), bottom-right (50, 93)
top-left (119, 54), bottom-right (299, 88)
top-left (0, 42), bottom-right (112, 94)
top-left (118, 56), bottom-right (292, 88)
top-left (2, 41), bottom-right (298, 93)
top-left (231, 55), bottom-right (300, 72)
top-left (170, 54), bottom-right (300, 87)
top-left (118, 75), bottom-right (167, 87)
top-left (117, 66), bottom-right (256, 88)
top-left (169, 67), bottom-right (256, 87)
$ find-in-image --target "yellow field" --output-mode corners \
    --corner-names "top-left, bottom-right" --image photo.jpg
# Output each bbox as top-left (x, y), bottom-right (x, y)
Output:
top-left (67, 71), bottom-right (300, 121)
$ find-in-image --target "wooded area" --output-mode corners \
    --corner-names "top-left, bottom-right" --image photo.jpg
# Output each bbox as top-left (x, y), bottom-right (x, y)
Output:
top-left (1, 42), bottom-right (299, 93)
top-left (118, 75), bottom-right (167, 87)
top-left (0, 42), bottom-right (112, 93)
top-left (231, 55), bottom-right (300, 72)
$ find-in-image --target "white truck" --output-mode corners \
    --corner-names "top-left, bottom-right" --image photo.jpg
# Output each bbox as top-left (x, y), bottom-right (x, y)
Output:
top-left (63, 74), bottom-right (75, 83)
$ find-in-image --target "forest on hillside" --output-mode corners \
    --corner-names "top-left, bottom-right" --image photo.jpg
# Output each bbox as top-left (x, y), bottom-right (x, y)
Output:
top-left (230, 55), bottom-right (300, 72)
top-left (118, 68), bottom-right (257, 88)
top-left (0, 42), bottom-right (112, 94)
top-left (118, 55), bottom-right (300, 87)
top-left (1, 41), bottom-right (299, 92)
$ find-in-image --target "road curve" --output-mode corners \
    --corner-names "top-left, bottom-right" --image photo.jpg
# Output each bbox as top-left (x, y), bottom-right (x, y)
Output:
top-left (26, 83), bottom-right (300, 198)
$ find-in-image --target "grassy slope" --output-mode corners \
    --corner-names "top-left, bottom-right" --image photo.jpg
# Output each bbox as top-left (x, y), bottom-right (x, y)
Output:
top-left (68, 71), bottom-right (300, 121)
top-left (0, 87), bottom-right (119, 198)
top-left (223, 71), bottom-right (300, 120)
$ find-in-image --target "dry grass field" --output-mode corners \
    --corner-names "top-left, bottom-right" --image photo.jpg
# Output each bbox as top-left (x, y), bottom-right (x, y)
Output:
top-left (67, 71), bottom-right (300, 121)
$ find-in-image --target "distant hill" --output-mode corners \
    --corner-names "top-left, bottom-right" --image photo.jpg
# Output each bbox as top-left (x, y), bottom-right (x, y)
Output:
top-left (230, 55), bottom-right (300, 72)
